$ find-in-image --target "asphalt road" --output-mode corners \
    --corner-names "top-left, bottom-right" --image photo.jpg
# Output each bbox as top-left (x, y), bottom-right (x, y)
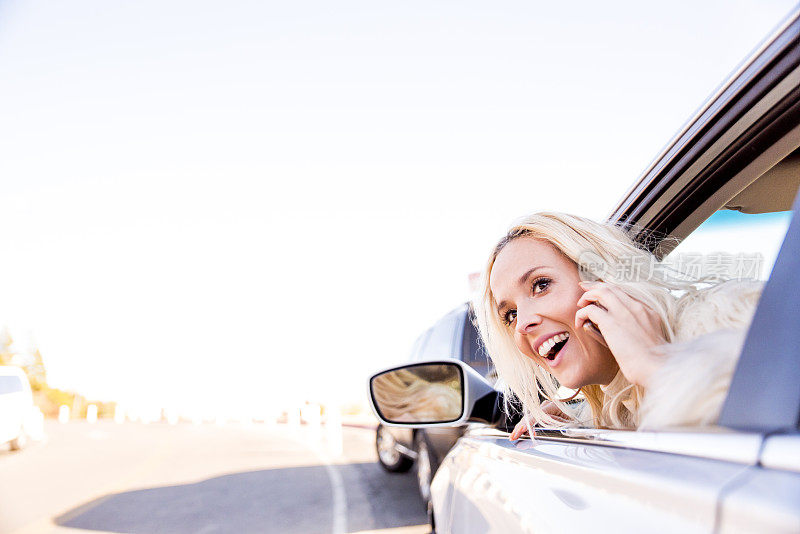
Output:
top-left (0, 421), bottom-right (429, 534)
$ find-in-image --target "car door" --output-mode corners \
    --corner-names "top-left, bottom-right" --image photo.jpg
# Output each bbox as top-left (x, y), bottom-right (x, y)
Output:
top-left (431, 9), bottom-right (800, 534)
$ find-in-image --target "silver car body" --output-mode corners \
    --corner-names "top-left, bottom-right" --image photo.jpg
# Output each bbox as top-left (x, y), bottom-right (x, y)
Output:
top-left (432, 429), bottom-right (799, 533)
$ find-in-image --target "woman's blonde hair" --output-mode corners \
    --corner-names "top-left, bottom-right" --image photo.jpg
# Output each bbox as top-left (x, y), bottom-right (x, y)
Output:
top-left (473, 212), bottom-right (738, 429)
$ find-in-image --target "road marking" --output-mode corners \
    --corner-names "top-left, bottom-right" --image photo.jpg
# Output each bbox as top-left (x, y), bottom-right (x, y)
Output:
top-left (322, 460), bottom-right (347, 534)
top-left (11, 424), bottom-right (353, 534)
top-left (290, 429), bottom-right (348, 534)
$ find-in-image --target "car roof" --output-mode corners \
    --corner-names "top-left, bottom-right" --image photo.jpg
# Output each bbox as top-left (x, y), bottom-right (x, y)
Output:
top-left (0, 366), bottom-right (27, 377)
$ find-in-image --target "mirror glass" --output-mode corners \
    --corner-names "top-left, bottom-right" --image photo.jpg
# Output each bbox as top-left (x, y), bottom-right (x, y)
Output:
top-left (370, 363), bottom-right (463, 424)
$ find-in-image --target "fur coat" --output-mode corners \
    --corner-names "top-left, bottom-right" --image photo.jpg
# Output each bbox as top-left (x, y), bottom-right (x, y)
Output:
top-left (637, 280), bottom-right (763, 430)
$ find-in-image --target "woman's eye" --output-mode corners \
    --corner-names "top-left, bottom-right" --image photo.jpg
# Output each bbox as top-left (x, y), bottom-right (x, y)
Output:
top-left (503, 309), bottom-right (517, 325)
top-left (532, 278), bottom-right (551, 294)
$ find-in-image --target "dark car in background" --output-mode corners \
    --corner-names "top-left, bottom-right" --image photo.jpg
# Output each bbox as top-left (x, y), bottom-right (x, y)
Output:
top-left (375, 303), bottom-right (493, 515)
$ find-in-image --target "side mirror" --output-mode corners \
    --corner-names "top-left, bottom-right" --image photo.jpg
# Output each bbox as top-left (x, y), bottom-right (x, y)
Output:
top-left (368, 359), bottom-right (503, 428)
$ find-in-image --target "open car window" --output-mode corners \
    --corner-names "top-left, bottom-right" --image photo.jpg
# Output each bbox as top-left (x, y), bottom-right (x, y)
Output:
top-left (665, 209), bottom-right (793, 281)
top-left (663, 146), bottom-right (800, 281)
top-left (719, 190), bottom-right (800, 432)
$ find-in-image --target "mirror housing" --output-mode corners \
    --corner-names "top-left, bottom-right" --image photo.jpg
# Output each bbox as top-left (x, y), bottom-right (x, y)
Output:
top-left (367, 359), bottom-right (505, 428)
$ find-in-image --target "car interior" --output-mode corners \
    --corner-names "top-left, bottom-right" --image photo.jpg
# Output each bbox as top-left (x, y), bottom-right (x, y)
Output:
top-left (724, 146), bottom-right (800, 213)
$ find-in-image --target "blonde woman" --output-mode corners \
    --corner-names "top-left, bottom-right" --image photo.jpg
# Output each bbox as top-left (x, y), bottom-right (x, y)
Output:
top-left (474, 212), bottom-right (762, 435)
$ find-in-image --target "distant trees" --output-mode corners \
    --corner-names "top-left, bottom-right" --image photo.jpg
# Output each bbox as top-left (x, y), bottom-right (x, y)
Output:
top-left (0, 326), bottom-right (115, 419)
top-left (0, 327), bottom-right (12, 366)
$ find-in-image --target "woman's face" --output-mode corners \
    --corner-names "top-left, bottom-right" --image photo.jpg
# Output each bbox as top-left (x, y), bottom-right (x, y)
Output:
top-left (489, 237), bottom-right (618, 389)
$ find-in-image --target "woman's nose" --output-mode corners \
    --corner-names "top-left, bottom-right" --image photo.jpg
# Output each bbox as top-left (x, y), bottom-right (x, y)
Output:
top-left (515, 307), bottom-right (542, 335)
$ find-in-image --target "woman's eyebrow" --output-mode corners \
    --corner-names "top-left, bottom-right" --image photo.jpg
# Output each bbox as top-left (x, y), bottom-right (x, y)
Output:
top-left (517, 266), bottom-right (545, 286)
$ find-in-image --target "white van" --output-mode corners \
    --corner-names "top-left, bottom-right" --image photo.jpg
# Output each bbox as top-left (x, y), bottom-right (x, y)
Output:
top-left (0, 366), bottom-right (41, 450)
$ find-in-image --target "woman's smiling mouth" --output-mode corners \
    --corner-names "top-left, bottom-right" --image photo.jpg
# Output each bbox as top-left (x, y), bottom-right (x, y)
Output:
top-left (535, 332), bottom-right (570, 361)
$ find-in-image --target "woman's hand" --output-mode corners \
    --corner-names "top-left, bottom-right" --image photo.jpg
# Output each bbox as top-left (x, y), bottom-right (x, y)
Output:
top-left (510, 419), bottom-right (531, 441)
top-left (509, 401), bottom-right (567, 440)
top-left (574, 281), bottom-right (665, 387)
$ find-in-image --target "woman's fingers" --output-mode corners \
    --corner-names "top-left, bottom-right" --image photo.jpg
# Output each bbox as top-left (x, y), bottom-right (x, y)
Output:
top-left (580, 281), bottom-right (655, 322)
top-left (574, 301), bottom-right (607, 331)
top-left (509, 419), bottom-right (530, 440)
top-left (510, 417), bottom-right (541, 440)
top-left (510, 403), bottom-right (574, 440)
top-left (577, 282), bottom-right (659, 337)
top-left (576, 282), bottom-right (624, 311)
top-left (587, 282), bottom-right (662, 336)
top-left (542, 400), bottom-right (571, 421)
top-left (578, 282), bottom-right (645, 324)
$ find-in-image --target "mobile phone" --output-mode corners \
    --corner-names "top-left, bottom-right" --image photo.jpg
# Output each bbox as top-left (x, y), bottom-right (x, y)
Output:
top-left (582, 320), bottom-right (608, 348)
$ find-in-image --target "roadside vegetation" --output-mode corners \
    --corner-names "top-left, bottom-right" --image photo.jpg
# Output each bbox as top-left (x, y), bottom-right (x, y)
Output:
top-left (0, 327), bottom-right (116, 419)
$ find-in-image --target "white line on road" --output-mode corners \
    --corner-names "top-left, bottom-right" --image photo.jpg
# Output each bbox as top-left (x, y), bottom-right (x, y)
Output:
top-left (322, 460), bottom-right (347, 534)
top-left (290, 429), bottom-right (348, 534)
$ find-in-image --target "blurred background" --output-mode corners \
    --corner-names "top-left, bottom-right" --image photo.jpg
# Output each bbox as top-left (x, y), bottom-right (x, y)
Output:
top-left (0, 1), bottom-right (796, 532)
top-left (0, 0), bottom-right (793, 420)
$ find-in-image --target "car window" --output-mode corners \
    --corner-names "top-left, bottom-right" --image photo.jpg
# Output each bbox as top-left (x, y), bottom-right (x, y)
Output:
top-left (408, 328), bottom-right (433, 362)
top-left (0, 375), bottom-right (24, 395)
top-left (412, 305), bottom-right (469, 362)
top-left (665, 209), bottom-right (793, 281)
top-left (718, 193), bottom-right (800, 432)
top-left (461, 310), bottom-right (494, 381)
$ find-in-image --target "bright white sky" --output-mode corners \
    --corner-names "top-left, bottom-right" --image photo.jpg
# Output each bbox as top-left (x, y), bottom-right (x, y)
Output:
top-left (0, 0), bottom-right (795, 416)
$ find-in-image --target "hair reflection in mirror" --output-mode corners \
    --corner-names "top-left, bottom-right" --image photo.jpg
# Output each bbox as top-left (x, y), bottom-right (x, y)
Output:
top-left (372, 366), bottom-right (462, 423)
